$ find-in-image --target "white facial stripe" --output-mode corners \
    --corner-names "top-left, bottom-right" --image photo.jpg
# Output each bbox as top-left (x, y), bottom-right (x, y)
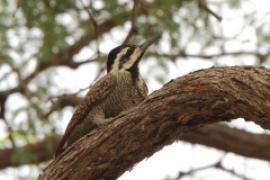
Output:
top-left (122, 48), bottom-right (143, 70)
top-left (111, 47), bottom-right (130, 72)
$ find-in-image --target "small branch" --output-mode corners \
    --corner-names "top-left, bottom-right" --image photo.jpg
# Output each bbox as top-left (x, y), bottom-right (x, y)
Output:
top-left (214, 161), bottom-right (252, 180)
top-left (0, 94), bottom-right (7, 120)
top-left (0, 93), bottom-right (16, 148)
top-left (152, 50), bottom-right (270, 63)
top-left (43, 95), bottom-right (83, 122)
top-left (197, 0), bottom-right (222, 21)
top-left (79, 0), bottom-right (100, 56)
top-left (122, 0), bottom-right (139, 44)
top-left (68, 56), bottom-right (100, 69)
top-left (174, 160), bottom-right (221, 179)
top-left (7, 62), bottom-right (23, 82)
top-left (0, 55), bottom-right (99, 98)
top-left (2, 118), bottom-right (16, 149)
top-left (174, 158), bottom-right (252, 180)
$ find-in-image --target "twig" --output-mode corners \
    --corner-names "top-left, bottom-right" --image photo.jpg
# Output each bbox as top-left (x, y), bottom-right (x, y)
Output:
top-left (79, 0), bottom-right (100, 56)
top-left (43, 95), bottom-right (82, 121)
top-left (173, 157), bottom-right (252, 180)
top-left (0, 63), bottom-right (28, 140)
top-left (122, 0), bottom-right (139, 44)
top-left (0, 95), bottom-right (7, 122)
top-left (197, 0), bottom-right (222, 21)
top-left (69, 56), bottom-right (100, 69)
top-left (2, 119), bottom-right (16, 148)
top-left (150, 50), bottom-right (269, 63)
top-left (0, 71), bottom-right (12, 82)
top-left (175, 162), bottom-right (218, 179)
top-left (215, 162), bottom-right (253, 180)
top-left (48, 86), bottom-right (90, 102)
top-left (12, 0), bottom-right (21, 17)
top-left (7, 62), bottom-right (24, 85)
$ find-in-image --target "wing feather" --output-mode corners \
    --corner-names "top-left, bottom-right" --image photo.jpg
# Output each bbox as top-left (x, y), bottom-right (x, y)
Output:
top-left (55, 74), bottom-right (117, 156)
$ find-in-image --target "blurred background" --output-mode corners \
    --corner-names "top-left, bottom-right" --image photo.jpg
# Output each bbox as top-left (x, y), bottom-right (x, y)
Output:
top-left (0, 0), bottom-right (270, 179)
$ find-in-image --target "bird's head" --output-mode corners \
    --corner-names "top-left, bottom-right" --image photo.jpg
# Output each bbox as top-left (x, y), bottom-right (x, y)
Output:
top-left (107, 35), bottom-right (160, 77)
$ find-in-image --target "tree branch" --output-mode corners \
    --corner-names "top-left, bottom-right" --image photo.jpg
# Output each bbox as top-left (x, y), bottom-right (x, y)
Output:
top-left (182, 124), bottom-right (270, 161)
top-left (197, 0), bottom-right (222, 21)
top-left (0, 136), bottom-right (59, 169)
top-left (122, 0), bottom-right (139, 44)
top-left (39, 66), bottom-right (270, 179)
top-left (174, 157), bottom-right (251, 180)
top-left (151, 50), bottom-right (270, 63)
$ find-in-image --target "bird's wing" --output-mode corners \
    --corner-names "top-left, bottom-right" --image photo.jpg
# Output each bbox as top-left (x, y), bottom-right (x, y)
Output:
top-left (55, 74), bottom-right (117, 156)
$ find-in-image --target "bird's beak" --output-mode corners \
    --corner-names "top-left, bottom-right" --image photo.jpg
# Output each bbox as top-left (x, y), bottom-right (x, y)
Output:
top-left (140, 34), bottom-right (161, 52)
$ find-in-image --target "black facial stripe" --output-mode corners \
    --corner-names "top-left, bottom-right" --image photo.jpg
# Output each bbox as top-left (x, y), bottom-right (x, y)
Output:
top-left (128, 52), bottom-right (144, 80)
top-left (119, 47), bottom-right (135, 69)
top-left (107, 46), bottom-right (123, 72)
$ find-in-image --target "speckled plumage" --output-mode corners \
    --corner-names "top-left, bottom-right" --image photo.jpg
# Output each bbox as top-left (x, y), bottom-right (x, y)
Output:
top-left (55, 71), bottom-right (147, 156)
top-left (55, 35), bottom-right (160, 156)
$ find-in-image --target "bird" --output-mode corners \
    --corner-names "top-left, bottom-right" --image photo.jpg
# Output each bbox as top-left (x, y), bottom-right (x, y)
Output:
top-left (55, 35), bottom-right (161, 156)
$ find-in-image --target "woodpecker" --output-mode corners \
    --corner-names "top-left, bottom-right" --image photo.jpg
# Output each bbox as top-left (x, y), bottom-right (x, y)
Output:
top-left (55, 35), bottom-right (160, 156)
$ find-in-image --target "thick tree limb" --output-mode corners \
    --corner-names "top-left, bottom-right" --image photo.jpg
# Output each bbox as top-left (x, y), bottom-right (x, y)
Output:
top-left (48, 95), bottom-right (270, 161)
top-left (46, 94), bottom-right (270, 161)
top-left (39, 66), bottom-right (270, 180)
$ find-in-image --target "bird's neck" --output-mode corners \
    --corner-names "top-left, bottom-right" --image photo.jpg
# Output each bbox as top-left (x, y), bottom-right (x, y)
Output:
top-left (128, 65), bottom-right (139, 80)
top-left (109, 66), bottom-right (139, 81)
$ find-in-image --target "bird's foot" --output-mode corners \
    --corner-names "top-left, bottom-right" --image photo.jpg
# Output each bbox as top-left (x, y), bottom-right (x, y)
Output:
top-left (96, 117), bottom-right (113, 129)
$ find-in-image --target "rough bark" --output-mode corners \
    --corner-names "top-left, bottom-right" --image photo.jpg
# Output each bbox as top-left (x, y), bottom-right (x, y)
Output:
top-left (39, 66), bottom-right (270, 180)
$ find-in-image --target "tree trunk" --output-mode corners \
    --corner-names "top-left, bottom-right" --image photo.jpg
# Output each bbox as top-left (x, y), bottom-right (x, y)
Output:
top-left (38, 66), bottom-right (270, 180)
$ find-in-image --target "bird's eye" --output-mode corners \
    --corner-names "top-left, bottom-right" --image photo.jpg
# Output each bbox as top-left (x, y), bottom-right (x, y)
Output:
top-left (119, 47), bottom-right (135, 64)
